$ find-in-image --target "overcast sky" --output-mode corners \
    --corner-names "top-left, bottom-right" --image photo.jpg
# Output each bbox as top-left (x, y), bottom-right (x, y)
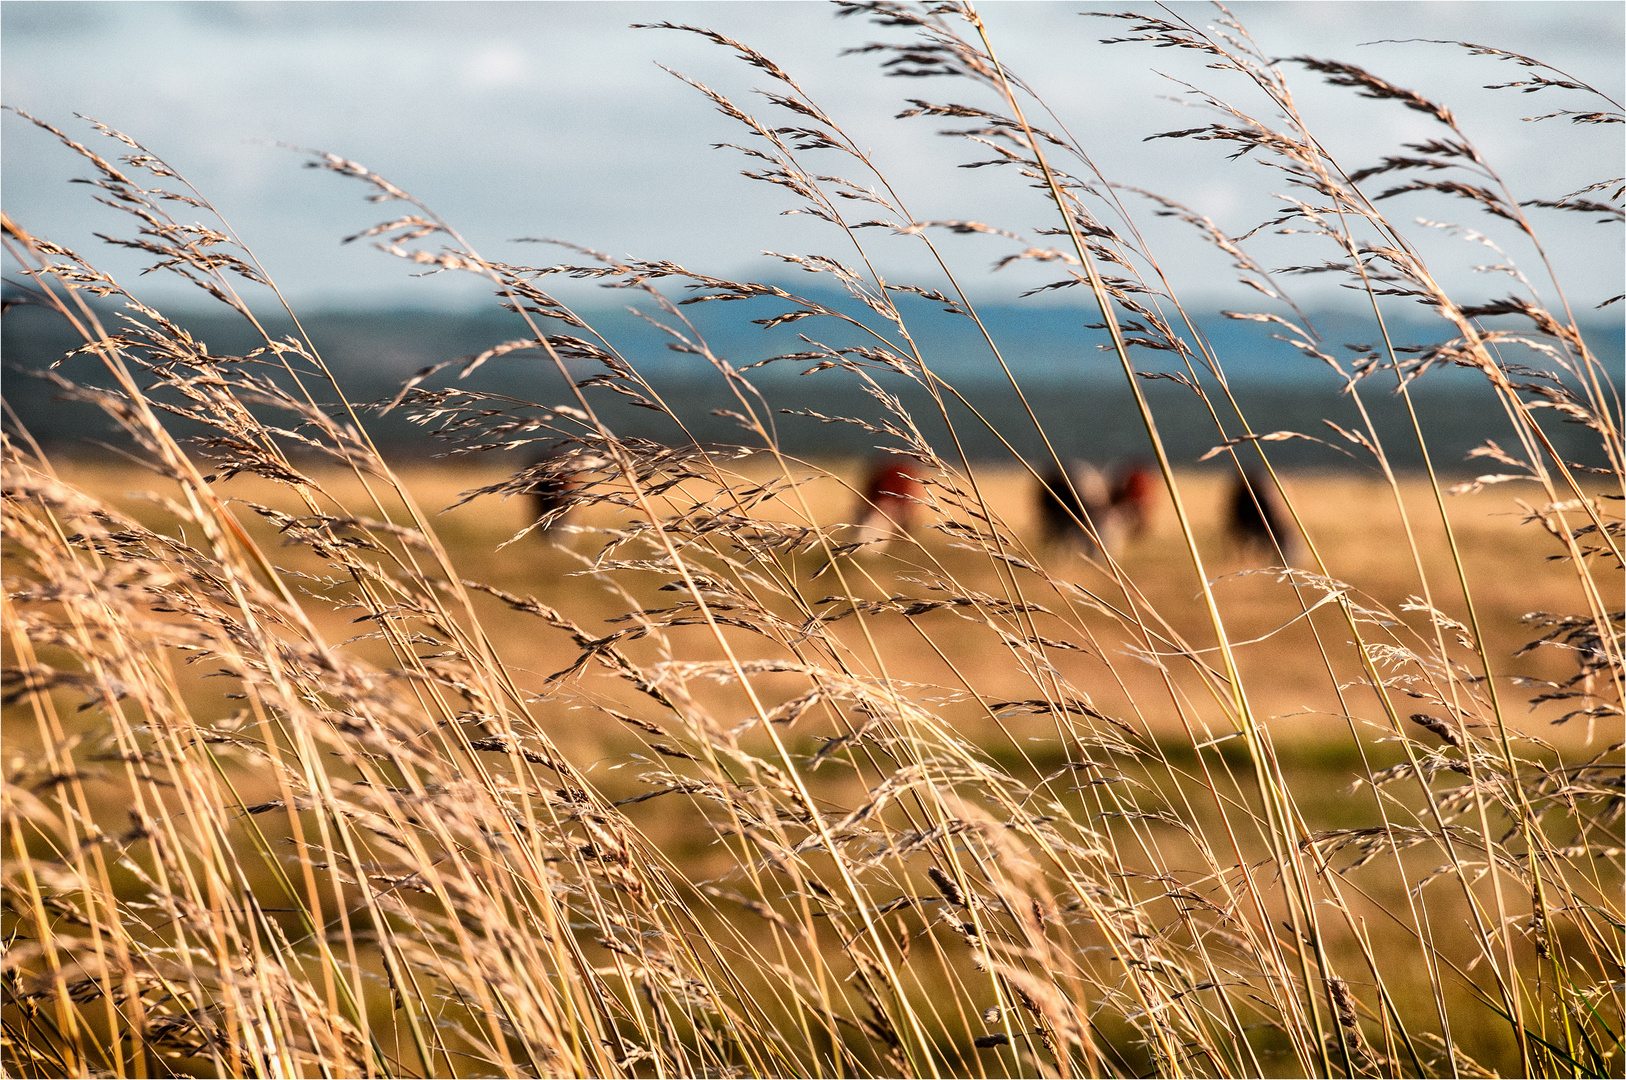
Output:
top-left (4, 1), bottom-right (1622, 316)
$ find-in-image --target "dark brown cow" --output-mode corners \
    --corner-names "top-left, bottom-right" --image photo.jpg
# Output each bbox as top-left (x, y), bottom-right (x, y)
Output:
top-left (1037, 459), bottom-right (1113, 556)
top-left (524, 448), bottom-right (590, 535)
top-left (1227, 466), bottom-right (1300, 563)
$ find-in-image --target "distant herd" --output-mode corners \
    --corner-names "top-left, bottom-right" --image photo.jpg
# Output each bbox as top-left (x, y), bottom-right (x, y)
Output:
top-left (524, 450), bottom-right (1302, 564)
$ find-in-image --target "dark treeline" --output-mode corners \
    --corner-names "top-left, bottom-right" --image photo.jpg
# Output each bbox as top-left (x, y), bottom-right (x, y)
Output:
top-left (4, 296), bottom-right (1616, 472)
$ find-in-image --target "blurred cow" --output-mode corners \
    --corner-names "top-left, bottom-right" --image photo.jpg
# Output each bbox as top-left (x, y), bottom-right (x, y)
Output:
top-left (524, 448), bottom-right (595, 536)
top-left (1226, 466), bottom-right (1301, 563)
top-left (1108, 460), bottom-right (1157, 542)
top-left (853, 457), bottom-right (926, 548)
top-left (1037, 459), bottom-right (1114, 557)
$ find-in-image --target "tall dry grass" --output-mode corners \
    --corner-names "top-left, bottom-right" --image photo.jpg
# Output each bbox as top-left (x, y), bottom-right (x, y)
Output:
top-left (2, 4), bottom-right (1620, 1077)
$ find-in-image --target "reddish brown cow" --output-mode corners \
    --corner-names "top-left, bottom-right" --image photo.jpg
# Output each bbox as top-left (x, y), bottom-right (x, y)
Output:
top-left (1109, 460), bottom-right (1157, 542)
top-left (1038, 459), bottom-right (1160, 558)
top-left (854, 458), bottom-right (926, 547)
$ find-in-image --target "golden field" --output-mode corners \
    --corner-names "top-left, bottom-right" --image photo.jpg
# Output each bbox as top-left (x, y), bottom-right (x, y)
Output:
top-left (8, 451), bottom-right (1618, 1077)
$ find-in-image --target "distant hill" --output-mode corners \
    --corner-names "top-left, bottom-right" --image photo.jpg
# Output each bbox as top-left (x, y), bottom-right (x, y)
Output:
top-left (3, 290), bottom-right (1618, 471)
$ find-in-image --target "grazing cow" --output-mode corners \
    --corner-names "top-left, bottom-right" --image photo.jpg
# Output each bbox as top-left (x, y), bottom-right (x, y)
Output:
top-left (853, 457), bottom-right (926, 548)
top-left (1037, 459), bottom-right (1114, 556)
top-left (1227, 466), bottom-right (1300, 563)
top-left (524, 448), bottom-right (592, 535)
top-left (1109, 460), bottom-right (1157, 542)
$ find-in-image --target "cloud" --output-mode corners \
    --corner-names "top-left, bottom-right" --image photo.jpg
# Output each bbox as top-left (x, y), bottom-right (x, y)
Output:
top-left (463, 43), bottom-right (534, 91)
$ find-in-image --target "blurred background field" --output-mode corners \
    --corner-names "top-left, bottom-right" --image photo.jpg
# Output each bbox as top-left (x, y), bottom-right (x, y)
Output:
top-left (33, 452), bottom-right (1603, 761)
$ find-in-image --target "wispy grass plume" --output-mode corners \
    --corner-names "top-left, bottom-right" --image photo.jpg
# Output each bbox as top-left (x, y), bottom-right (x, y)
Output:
top-left (3, 4), bottom-right (1620, 1077)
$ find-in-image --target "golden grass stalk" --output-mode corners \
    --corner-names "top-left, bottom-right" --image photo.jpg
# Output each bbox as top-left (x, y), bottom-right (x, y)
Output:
top-left (3, 4), bottom-right (1619, 1077)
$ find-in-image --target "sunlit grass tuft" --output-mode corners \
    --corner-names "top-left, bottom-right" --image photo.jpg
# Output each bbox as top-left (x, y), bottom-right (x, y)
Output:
top-left (3, 4), bottom-right (1620, 1078)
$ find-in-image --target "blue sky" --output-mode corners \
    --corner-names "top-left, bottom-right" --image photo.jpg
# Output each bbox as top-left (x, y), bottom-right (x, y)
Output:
top-left (4, 1), bottom-right (1622, 315)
